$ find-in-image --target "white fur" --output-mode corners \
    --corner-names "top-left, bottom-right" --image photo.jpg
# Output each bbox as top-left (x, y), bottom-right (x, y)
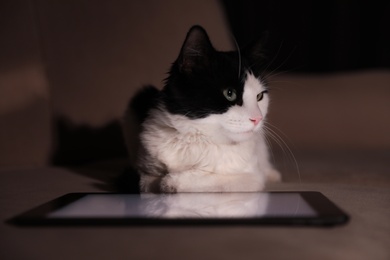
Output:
top-left (139, 72), bottom-right (280, 192)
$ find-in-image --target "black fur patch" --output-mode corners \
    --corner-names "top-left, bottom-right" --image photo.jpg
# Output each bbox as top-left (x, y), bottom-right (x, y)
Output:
top-left (128, 26), bottom-right (267, 120)
top-left (129, 85), bottom-right (161, 123)
top-left (160, 25), bottom-right (266, 119)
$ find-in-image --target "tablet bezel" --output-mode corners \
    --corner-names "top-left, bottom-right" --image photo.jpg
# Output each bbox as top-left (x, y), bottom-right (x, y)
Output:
top-left (8, 192), bottom-right (349, 227)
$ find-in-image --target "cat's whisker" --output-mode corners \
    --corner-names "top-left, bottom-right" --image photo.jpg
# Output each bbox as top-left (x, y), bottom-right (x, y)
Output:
top-left (262, 130), bottom-right (277, 166)
top-left (262, 44), bottom-right (298, 82)
top-left (264, 122), bottom-right (292, 142)
top-left (266, 80), bottom-right (307, 90)
top-left (248, 39), bottom-right (286, 79)
top-left (263, 61), bottom-right (306, 84)
top-left (263, 84), bottom-right (283, 92)
top-left (262, 123), bottom-right (301, 184)
top-left (262, 126), bottom-right (288, 162)
top-left (266, 126), bottom-right (301, 185)
top-left (232, 35), bottom-right (242, 79)
top-left (264, 69), bottom-right (292, 82)
top-left (261, 40), bottom-right (285, 78)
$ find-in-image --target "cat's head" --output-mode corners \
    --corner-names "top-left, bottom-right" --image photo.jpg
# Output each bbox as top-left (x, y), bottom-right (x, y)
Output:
top-left (162, 25), bottom-right (270, 143)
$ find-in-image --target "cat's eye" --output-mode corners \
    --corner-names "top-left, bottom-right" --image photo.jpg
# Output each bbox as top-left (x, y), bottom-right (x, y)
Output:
top-left (257, 90), bottom-right (268, 101)
top-left (223, 88), bottom-right (237, 102)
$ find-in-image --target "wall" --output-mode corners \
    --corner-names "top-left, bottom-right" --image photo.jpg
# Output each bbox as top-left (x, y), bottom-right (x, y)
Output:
top-left (0, 0), bottom-right (232, 167)
top-left (0, 1), bottom-right (51, 167)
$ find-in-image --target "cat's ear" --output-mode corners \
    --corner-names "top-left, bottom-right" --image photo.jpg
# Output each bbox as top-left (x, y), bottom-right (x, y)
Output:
top-left (243, 32), bottom-right (269, 72)
top-left (178, 25), bottom-right (214, 73)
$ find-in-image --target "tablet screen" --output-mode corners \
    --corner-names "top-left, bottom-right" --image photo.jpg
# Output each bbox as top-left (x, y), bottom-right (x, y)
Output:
top-left (48, 193), bottom-right (317, 218)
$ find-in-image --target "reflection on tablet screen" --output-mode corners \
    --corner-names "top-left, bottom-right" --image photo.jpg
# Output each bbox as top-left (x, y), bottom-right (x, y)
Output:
top-left (48, 193), bottom-right (317, 219)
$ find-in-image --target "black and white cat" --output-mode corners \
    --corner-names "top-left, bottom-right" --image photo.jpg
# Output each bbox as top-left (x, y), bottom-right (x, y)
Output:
top-left (123, 25), bottom-right (281, 193)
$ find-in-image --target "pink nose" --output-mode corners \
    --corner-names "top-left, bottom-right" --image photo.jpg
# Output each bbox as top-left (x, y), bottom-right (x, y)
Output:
top-left (249, 116), bottom-right (262, 126)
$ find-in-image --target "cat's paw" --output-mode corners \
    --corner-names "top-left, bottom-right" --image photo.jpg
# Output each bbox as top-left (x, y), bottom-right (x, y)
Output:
top-left (265, 168), bottom-right (282, 182)
top-left (160, 175), bottom-right (177, 193)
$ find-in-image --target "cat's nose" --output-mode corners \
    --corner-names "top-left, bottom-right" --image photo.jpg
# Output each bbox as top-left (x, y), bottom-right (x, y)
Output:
top-left (249, 116), bottom-right (262, 126)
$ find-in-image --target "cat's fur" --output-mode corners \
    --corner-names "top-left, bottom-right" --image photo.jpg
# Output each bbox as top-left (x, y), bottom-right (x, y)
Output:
top-left (123, 25), bottom-right (281, 193)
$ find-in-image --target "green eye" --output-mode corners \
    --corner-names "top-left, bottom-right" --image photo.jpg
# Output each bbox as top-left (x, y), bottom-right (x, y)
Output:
top-left (223, 88), bottom-right (237, 102)
top-left (257, 90), bottom-right (268, 101)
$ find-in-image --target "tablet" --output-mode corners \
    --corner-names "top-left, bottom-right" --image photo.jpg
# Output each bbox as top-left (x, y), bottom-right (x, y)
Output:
top-left (9, 192), bottom-right (349, 226)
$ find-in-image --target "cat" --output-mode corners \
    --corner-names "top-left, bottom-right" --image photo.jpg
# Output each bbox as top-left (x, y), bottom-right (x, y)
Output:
top-left (123, 25), bottom-right (281, 193)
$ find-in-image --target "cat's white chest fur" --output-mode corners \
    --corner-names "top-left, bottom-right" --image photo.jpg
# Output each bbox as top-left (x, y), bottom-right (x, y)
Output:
top-left (151, 124), bottom-right (261, 175)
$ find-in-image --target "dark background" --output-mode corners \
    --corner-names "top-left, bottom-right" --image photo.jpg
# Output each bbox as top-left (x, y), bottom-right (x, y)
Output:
top-left (222, 0), bottom-right (390, 73)
top-left (1, 0), bottom-right (389, 167)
